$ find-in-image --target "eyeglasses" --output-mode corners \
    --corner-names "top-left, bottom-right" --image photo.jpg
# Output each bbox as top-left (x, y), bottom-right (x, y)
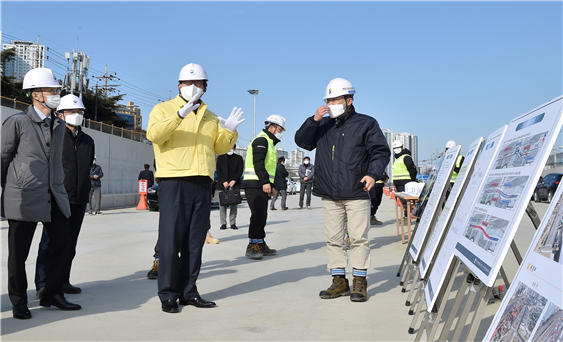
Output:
top-left (38, 88), bottom-right (61, 95)
top-left (180, 80), bottom-right (207, 88)
top-left (324, 96), bottom-right (345, 104)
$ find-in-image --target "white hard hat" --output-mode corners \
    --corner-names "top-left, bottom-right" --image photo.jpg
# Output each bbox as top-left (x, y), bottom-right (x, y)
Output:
top-left (445, 140), bottom-right (457, 149)
top-left (22, 68), bottom-right (62, 90)
top-left (265, 114), bottom-right (286, 131)
top-left (392, 140), bottom-right (403, 149)
top-left (57, 94), bottom-right (85, 112)
top-left (178, 63), bottom-right (208, 81)
top-left (323, 78), bottom-right (356, 100)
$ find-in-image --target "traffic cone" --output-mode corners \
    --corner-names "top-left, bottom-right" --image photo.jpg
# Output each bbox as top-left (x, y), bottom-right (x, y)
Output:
top-left (137, 193), bottom-right (148, 210)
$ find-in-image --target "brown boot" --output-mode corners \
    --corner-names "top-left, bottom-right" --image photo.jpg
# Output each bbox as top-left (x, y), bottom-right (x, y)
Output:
top-left (319, 276), bottom-right (350, 299)
top-left (350, 277), bottom-right (367, 302)
top-left (205, 233), bottom-right (219, 244)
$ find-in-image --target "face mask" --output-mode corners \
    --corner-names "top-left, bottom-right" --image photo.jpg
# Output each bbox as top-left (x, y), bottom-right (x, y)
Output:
top-left (42, 94), bottom-right (61, 110)
top-left (275, 132), bottom-right (283, 140)
top-left (65, 113), bottom-right (84, 127)
top-left (304, 160), bottom-right (310, 165)
top-left (93, 160), bottom-right (96, 164)
top-left (180, 84), bottom-right (204, 102)
top-left (227, 151), bottom-right (234, 155)
top-left (328, 104), bottom-right (346, 118)
top-left (393, 148), bottom-right (402, 154)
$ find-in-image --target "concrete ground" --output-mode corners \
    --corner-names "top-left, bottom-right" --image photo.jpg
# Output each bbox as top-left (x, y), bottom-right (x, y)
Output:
top-left (0, 192), bottom-right (548, 341)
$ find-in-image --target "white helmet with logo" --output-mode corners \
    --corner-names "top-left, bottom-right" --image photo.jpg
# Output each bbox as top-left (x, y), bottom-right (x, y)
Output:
top-left (324, 78), bottom-right (356, 100)
top-left (265, 114), bottom-right (286, 131)
top-left (57, 94), bottom-right (85, 112)
top-left (445, 140), bottom-right (457, 149)
top-left (392, 140), bottom-right (403, 149)
top-left (178, 63), bottom-right (208, 81)
top-left (22, 68), bottom-right (62, 90)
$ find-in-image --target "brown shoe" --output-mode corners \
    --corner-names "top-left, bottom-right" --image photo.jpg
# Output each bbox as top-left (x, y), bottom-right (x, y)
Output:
top-left (205, 233), bottom-right (219, 244)
top-left (297, 206), bottom-right (302, 209)
top-left (350, 277), bottom-right (367, 302)
top-left (282, 207), bottom-right (288, 210)
top-left (270, 207), bottom-right (277, 210)
top-left (307, 206), bottom-right (312, 210)
top-left (319, 276), bottom-right (350, 299)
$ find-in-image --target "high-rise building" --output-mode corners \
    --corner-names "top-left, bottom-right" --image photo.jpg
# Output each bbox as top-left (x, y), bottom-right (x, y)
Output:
top-left (289, 148), bottom-right (304, 167)
top-left (276, 148), bottom-right (289, 161)
top-left (2, 40), bottom-right (45, 81)
top-left (115, 102), bottom-right (142, 129)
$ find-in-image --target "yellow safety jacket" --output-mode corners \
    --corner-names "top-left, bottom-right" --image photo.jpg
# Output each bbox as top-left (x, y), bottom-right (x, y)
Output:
top-left (147, 95), bottom-right (237, 179)
top-left (393, 155), bottom-right (411, 181)
top-left (243, 131), bottom-right (276, 184)
top-left (450, 155), bottom-right (463, 183)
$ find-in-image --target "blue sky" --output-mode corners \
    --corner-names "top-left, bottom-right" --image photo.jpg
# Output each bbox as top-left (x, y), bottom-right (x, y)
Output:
top-left (2, 1), bottom-right (562, 167)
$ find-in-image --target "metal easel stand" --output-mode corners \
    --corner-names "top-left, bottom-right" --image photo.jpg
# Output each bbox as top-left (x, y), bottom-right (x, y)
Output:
top-left (397, 219), bottom-right (421, 285)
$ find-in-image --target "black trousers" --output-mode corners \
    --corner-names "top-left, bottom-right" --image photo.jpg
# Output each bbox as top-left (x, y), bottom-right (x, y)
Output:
top-left (245, 188), bottom-right (269, 240)
top-left (35, 203), bottom-right (87, 289)
top-left (370, 187), bottom-right (384, 217)
top-left (299, 183), bottom-right (313, 207)
top-left (157, 177), bottom-right (211, 302)
top-left (8, 197), bottom-right (71, 306)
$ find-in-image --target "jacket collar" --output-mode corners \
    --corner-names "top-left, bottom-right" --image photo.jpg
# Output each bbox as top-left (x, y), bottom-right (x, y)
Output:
top-left (25, 105), bottom-right (61, 129)
top-left (262, 128), bottom-right (280, 145)
top-left (335, 105), bottom-right (356, 125)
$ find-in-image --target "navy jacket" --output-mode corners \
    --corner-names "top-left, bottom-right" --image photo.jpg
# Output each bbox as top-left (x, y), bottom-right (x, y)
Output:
top-left (90, 164), bottom-right (103, 188)
top-left (295, 107), bottom-right (390, 200)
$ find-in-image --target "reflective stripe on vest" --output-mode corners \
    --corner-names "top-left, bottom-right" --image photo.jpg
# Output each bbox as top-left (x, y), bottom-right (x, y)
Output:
top-left (392, 155), bottom-right (411, 181)
top-left (450, 155), bottom-right (463, 183)
top-left (243, 131), bottom-right (276, 183)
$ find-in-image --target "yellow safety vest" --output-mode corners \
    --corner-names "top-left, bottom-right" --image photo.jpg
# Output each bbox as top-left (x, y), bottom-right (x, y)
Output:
top-left (392, 155), bottom-right (411, 181)
top-left (243, 131), bottom-right (276, 183)
top-left (450, 155), bottom-right (463, 183)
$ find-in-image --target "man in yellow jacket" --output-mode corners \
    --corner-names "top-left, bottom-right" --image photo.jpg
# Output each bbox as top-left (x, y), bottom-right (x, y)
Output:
top-left (147, 63), bottom-right (244, 313)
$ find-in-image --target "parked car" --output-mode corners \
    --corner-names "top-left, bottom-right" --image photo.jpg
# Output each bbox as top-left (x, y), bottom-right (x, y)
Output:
top-left (286, 179), bottom-right (297, 195)
top-left (146, 182), bottom-right (221, 211)
top-left (533, 173), bottom-right (563, 203)
top-left (146, 183), bottom-right (159, 211)
top-left (291, 177), bottom-right (301, 193)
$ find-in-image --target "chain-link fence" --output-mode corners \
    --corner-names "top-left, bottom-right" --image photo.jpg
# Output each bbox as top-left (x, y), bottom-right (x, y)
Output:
top-left (1, 96), bottom-right (31, 111)
top-left (83, 119), bottom-right (150, 144)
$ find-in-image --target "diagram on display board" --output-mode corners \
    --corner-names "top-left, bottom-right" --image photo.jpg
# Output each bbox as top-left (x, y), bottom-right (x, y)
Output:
top-left (419, 137), bottom-right (484, 277)
top-left (454, 95), bottom-right (563, 286)
top-left (425, 126), bottom-right (507, 308)
top-left (412, 156), bottom-right (444, 219)
top-left (484, 181), bottom-right (563, 342)
top-left (409, 145), bottom-right (460, 260)
top-left (478, 175), bottom-right (528, 210)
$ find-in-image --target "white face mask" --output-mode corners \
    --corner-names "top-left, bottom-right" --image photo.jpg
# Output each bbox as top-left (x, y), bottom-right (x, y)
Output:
top-left (64, 113), bottom-right (84, 127)
top-left (180, 84), bottom-right (204, 102)
top-left (304, 160), bottom-right (310, 165)
top-left (42, 94), bottom-right (61, 110)
top-left (93, 160), bottom-right (96, 164)
top-left (227, 151), bottom-right (234, 155)
top-left (275, 132), bottom-right (283, 140)
top-left (393, 148), bottom-right (402, 154)
top-left (328, 104), bottom-right (346, 118)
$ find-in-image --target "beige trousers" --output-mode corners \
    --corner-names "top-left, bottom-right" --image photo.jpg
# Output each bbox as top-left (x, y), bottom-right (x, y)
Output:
top-left (321, 198), bottom-right (371, 270)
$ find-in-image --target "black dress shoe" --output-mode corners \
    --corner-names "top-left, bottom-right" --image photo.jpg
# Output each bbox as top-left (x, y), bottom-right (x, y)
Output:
top-left (231, 224), bottom-right (238, 230)
top-left (219, 224), bottom-right (227, 230)
top-left (180, 296), bottom-right (217, 308)
top-left (12, 304), bottom-right (32, 319)
top-left (62, 283), bottom-right (82, 294)
top-left (161, 300), bottom-right (179, 313)
top-left (40, 293), bottom-right (81, 310)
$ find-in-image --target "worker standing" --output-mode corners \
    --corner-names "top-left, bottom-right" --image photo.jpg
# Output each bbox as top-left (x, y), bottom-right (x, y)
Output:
top-left (147, 63), bottom-right (244, 313)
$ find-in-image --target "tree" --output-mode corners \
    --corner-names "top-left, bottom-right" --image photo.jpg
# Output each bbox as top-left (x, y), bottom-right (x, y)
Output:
top-left (76, 88), bottom-right (132, 128)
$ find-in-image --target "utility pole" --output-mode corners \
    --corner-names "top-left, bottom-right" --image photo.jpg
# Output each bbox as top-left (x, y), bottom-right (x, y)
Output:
top-left (92, 65), bottom-right (119, 98)
top-left (247, 89), bottom-right (262, 137)
top-left (94, 84), bottom-right (99, 121)
top-left (36, 36), bottom-right (40, 68)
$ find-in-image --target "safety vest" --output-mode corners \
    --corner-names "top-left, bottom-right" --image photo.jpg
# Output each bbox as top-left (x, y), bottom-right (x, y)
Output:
top-left (450, 155), bottom-right (463, 183)
top-left (392, 155), bottom-right (411, 181)
top-left (243, 131), bottom-right (276, 183)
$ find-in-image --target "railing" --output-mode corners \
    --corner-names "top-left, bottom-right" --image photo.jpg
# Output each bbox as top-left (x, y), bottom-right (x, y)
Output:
top-left (83, 119), bottom-right (150, 144)
top-left (1, 95), bottom-right (31, 111)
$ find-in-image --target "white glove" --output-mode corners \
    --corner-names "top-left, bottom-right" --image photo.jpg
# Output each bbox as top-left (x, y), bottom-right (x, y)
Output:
top-left (177, 95), bottom-right (201, 118)
top-left (218, 107), bottom-right (246, 132)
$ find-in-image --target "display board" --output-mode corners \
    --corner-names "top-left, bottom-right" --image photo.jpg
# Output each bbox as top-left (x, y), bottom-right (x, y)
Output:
top-left (454, 96), bottom-right (563, 286)
top-left (425, 125), bottom-right (508, 309)
top-left (484, 183), bottom-right (563, 342)
top-left (412, 157), bottom-right (444, 219)
top-left (420, 137), bottom-right (484, 278)
top-left (409, 145), bottom-right (461, 261)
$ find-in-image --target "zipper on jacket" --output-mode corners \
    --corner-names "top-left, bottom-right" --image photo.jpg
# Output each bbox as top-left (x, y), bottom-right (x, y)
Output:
top-left (332, 145), bottom-right (335, 161)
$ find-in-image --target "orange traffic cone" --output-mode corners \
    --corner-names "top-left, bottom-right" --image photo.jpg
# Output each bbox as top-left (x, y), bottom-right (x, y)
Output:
top-left (137, 193), bottom-right (148, 210)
